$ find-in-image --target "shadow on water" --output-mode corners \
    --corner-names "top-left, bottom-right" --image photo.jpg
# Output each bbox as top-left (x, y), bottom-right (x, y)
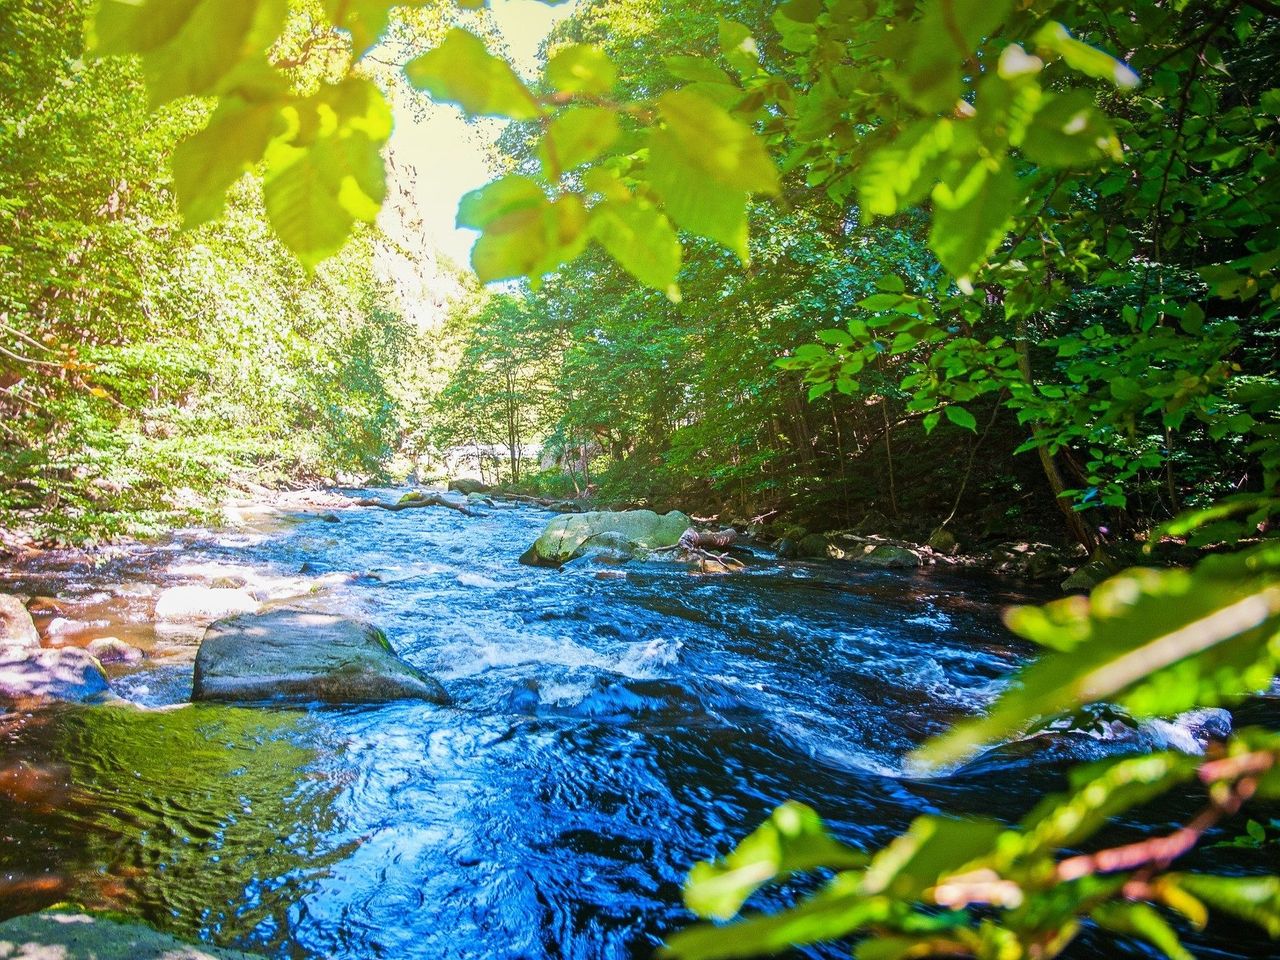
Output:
top-left (1, 495), bottom-right (1277, 958)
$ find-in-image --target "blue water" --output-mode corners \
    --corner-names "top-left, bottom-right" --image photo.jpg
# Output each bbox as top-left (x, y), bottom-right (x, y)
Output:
top-left (1, 495), bottom-right (1275, 958)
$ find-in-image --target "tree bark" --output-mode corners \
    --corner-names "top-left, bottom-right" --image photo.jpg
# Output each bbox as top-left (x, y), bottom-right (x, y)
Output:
top-left (1015, 330), bottom-right (1097, 551)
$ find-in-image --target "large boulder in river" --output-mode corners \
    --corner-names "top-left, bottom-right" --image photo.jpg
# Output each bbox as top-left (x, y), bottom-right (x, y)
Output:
top-left (155, 585), bottom-right (261, 622)
top-left (521, 509), bottom-right (691, 566)
top-left (798, 534), bottom-right (830, 558)
top-left (857, 544), bottom-right (921, 568)
top-left (0, 910), bottom-right (263, 959)
top-left (0, 594), bottom-right (39, 649)
top-left (448, 477), bottom-right (489, 495)
top-left (192, 609), bottom-right (449, 705)
top-left (0, 646), bottom-right (111, 707)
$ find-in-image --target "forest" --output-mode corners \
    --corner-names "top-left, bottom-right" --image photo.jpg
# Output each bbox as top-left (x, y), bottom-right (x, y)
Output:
top-left (1, 1), bottom-right (1279, 959)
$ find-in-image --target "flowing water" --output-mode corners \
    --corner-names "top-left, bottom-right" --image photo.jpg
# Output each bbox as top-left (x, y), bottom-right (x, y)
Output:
top-left (1, 494), bottom-right (1276, 959)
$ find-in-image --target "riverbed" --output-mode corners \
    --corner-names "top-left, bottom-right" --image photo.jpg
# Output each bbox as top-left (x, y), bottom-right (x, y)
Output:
top-left (1, 494), bottom-right (1276, 958)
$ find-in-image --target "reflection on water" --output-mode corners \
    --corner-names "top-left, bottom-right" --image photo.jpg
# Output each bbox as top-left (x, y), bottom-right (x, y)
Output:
top-left (1, 495), bottom-right (1276, 958)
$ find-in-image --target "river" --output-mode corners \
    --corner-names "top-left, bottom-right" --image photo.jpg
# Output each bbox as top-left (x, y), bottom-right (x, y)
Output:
top-left (1, 494), bottom-right (1276, 958)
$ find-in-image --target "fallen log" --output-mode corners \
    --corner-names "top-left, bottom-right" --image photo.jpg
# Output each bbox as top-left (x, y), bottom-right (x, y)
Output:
top-left (678, 527), bottom-right (738, 551)
top-left (653, 527), bottom-right (744, 572)
top-left (352, 494), bottom-right (478, 517)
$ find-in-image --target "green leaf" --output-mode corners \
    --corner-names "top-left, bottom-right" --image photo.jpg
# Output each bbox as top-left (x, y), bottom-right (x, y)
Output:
top-left (878, 0), bottom-right (1015, 112)
top-left (538, 107), bottom-right (620, 177)
top-left (263, 141), bottom-right (358, 269)
top-left (718, 19), bottom-right (760, 75)
top-left (665, 878), bottom-right (891, 960)
top-left (665, 55), bottom-right (733, 85)
top-left (92, 0), bottom-right (288, 107)
top-left (1174, 875), bottom-right (1280, 936)
top-left (324, 0), bottom-right (436, 57)
top-left (1092, 902), bottom-right (1193, 960)
top-left (817, 329), bottom-right (853, 347)
top-left (546, 44), bottom-right (617, 95)
top-left (648, 150), bottom-right (748, 260)
top-left (457, 176), bottom-right (547, 230)
top-left (589, 200), bottom-right (682, 300)
top-left (944, 406), bottom-right (978, 431)
top-left (929, 164), bottom-right (1021, 284)
top-left (654, 88), bottom-right (780, 192)
top-left (860, 816), bottom-right (1001, 900)
top-left (859, 120), bottom-right (954, 218)
top-left (172, 94), bottom-right (285, 228)
top-left (471, 194), bottom-right (589, 283)
top-left (406, 28), bottom-right (542, 119)
top-left (90, 0), bottom-right (203, 55)
top-left (1021, 752), bottom-right (1196, 853)
top-left (1034, 22), bottom-right (1139, 90)
top-left (685, 802), bottom-right (866, 921)
top-left (645, 89), bottom-right (777, 261)
top-left (261, 78), bottom-right (391, 267)
top-left (1022, 90), bottom-right (1123, 167)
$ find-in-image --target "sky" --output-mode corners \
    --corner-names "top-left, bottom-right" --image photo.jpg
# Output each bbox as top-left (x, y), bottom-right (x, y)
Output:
top-left (384, 0), bottom-right (576, 267)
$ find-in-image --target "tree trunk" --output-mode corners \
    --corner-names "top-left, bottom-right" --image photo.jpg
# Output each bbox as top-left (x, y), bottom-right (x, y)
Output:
top-left (1016, 330), bottom-right (1097, 551)
top-left (881, 397), bottom-right (900, 518)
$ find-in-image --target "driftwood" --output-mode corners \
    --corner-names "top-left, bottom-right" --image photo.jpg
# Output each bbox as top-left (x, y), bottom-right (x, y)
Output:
top-left (654, 527), bottom-right (744, 572)
top-left (352, 494), bottom-right (478, 517)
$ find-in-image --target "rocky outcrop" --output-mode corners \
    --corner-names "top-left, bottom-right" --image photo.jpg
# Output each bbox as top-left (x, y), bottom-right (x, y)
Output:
top-left (0, 595), bottom-right (39, 649)
top-left (0, 910), bottom-right (263, 959)
top-left (521, 509), bottom-right (691, 566)
top-left (192, 609), bottom-right (449, 705)
top-left (0, 646), bottom-right (111, 708)
top-left (155, 585), bottom-right (261, 622)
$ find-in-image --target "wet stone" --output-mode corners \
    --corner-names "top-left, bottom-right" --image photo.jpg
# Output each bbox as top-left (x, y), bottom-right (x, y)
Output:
top-left (193, 609), bottom-right (450, 705)
top-left (0, 647), bottom-right (111, 708)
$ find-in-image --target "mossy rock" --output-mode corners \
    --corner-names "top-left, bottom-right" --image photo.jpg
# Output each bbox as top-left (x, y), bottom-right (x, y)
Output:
top-left (1061, 561), bottom-right (1110, 593)
top-left (0, 910), bottom-right (263, 959)
top-left (798, 533), bottom-right (830, 558)
top-left (523, 509), bottom-right (691, 566)
top-left (447, 478), bottom-right (489, 495)
top-left (858, 544), bottom-right (920, 568)
top-left (927, 528), bottom-right (958, 554)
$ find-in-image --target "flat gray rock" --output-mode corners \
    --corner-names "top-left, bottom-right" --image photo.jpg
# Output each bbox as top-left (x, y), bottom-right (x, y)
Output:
top-left (193, 609), bottom-right (449, 705)
top-left (0, 646), bottom-right (110, 708)
top-left (0, 911), bottom-right (261, 959)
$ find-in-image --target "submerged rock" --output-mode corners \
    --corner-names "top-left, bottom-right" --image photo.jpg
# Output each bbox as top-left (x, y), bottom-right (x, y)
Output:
top-left (521, 509), bottom-right (691, 566)
top-left (155, 585), bottom-right (261, 622)
top-left (0, 910), bottom-right (262, 959)
top-left (86, 636), bottom-right (145, 665)
top-left (192, 609), bottom-right (449, 705)
top-left (0, 646), bottom-right (111, 708)
top-left (0, 595), bottom-right (39, 649)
